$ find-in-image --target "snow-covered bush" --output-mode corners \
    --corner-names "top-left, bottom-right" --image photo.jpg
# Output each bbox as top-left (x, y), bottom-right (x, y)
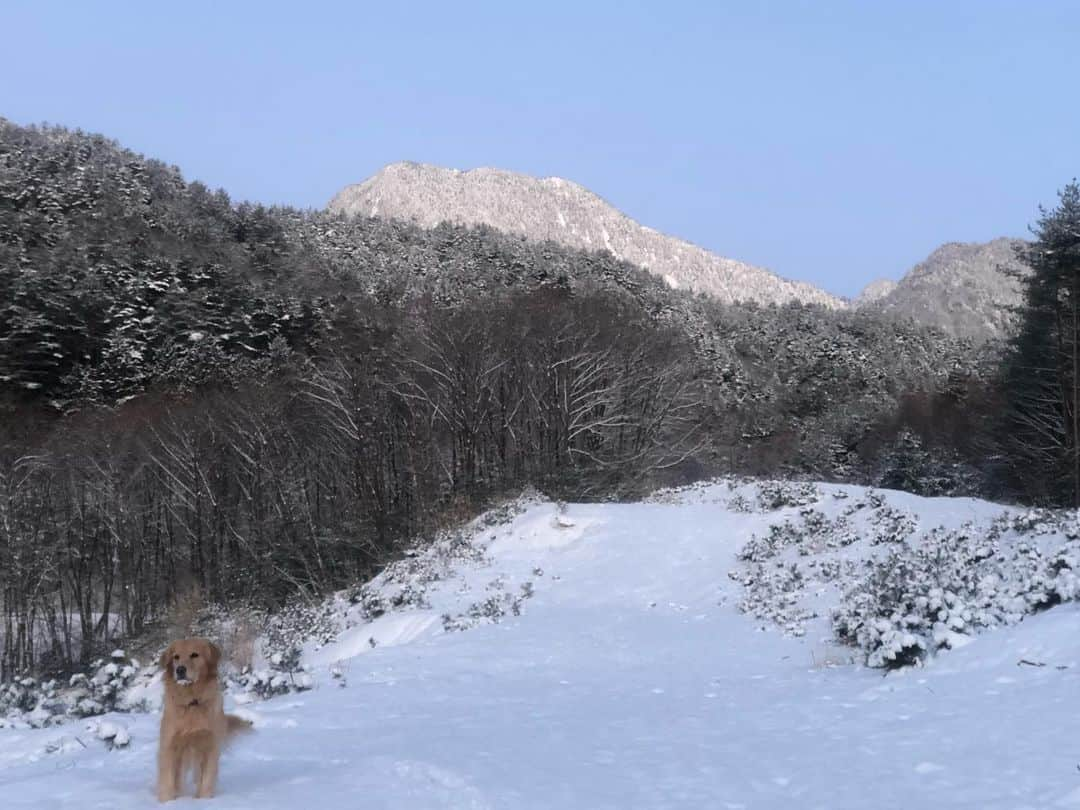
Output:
top-left (723, 481), bottom-right (1080, 667)
top-left (0, 650), bottom-right (150, 728)
top-left (264, 601), bottom-right (340, 653)
top-left (866, 504), bottom-right (917, 545)
top-left (739, 508), bottom-right (859, 564)
top-left (229, 646), bottom-right (314, 700)
top-left (85, 718), bottom-right (131, 750)
top-left (731, 562), bottom-right (813, 636)
top-left (441, 582), bottom-right (536, 632)
top-left (832, 522), bottom-right (1080, 669)
top-left (756, 481), bottom-right (821, 511)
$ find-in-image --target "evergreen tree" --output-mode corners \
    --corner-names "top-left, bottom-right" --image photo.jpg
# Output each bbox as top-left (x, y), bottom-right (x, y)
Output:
top-left (999, 182), bottom-right (1080, 504)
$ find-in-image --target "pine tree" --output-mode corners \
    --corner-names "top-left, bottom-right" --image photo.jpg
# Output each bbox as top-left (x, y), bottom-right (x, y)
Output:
top-left (1000, 182), bottom-right (1080, 504)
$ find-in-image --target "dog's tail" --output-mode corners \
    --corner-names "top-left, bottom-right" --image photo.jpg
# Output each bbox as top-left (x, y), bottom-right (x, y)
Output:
top-left (225, 713), bottom-right (254, 736)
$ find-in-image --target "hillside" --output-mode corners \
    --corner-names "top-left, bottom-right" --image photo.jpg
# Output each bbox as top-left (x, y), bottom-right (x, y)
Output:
top-left (0, 119), bottom-right (1012, 690)
top-left (3, 481), bottom-right (1080, 808)
top-left (328, 162), bottom-right (845, 309)
top-left (0, 119), bottom-right (682, 407)
top-left (0, 119), bottom-right (986, 487)
top-left (859, 238), bottom-right (1028, 342)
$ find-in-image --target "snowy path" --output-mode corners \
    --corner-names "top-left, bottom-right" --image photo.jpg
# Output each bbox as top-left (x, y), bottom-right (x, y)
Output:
top-left (3, 495), bottom-right (1080, 808)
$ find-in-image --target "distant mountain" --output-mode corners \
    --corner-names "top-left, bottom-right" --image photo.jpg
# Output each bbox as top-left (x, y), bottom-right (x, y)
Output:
top-left (857, 238), bottom-right (1029, 342)
top-left (328, 162), bottom-right (845, 309)
top-left (853, 278), bottom-right (897, 307)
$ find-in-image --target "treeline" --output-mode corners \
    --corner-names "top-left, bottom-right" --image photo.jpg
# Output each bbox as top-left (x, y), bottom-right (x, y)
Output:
top-left (0, 289), bottom-right (701, 677)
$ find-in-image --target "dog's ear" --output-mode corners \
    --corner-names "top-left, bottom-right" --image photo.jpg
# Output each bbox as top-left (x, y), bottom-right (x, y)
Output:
top-left (159, 643), bottom-right (174, 674)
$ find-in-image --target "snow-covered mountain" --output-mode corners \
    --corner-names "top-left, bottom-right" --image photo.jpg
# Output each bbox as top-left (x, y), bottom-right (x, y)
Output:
top-left (4, 480), bottom-right (1080, 808)
top-left (852, 277), bottom-right (897, 306)
top-left (328, 162), bottom-right (845, 309)
top-left (857, 237), bottom-right (1029, 341)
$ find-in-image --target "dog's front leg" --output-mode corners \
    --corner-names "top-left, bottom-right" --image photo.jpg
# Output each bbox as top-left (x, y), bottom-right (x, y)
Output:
top-left (157, 745), bottom-right (180, 802)
top-left (195, 748), bottom-right (219, 799)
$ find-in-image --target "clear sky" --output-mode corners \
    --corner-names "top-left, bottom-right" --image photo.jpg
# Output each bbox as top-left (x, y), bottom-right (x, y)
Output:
top-left (3, 1), bottom-right (1077, 297)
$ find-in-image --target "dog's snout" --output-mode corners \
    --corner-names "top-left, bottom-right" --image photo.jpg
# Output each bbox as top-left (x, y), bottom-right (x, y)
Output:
top-left (175, 664), bottom-right (187, 678)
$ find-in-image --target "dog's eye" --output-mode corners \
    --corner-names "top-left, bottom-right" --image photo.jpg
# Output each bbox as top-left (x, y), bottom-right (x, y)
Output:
top-left (190, 652), bottom-right (199, 658)
top-left (173, 655), bottom-right (179, 661)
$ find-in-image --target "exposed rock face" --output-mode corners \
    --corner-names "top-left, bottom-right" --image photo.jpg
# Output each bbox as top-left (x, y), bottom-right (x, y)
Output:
top-left (328, 162), bottom-right (845, 309)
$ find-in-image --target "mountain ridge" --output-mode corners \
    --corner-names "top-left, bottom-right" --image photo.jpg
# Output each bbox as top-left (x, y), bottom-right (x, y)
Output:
top-left (328, 161), bottom-right (846, 309)
top-left (861, 236), bottom-right (1028, 342)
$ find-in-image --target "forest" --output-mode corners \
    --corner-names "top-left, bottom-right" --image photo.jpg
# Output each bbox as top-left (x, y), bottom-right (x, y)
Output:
top-left (1, 119), bottom-right (1076, 677)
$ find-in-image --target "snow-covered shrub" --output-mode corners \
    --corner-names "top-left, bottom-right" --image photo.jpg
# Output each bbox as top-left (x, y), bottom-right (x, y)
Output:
top-left (1011, 508), bottom-right (1066, 537)
top-left (832, 522), bottom-right (1080, 668)
top-left (477, 490), bottom-right (540, 527)
top-left (85, 718), bottom-right (131, 750)
top-left (832, 552), bottom-right (930, 668)
top-left (726, 493), bottom-right (753, 513)
top-left (220, 601), bottom-right (337, 700)
top-left (441, 582), bottom-right (535, 633)
top-left (739, 509), bottom-right (857, 564)
top-left (806, 556), bottom-right (855, 583)
top-left (347, 584), bottom-right (390, 621)
top-left (73, 651), bottom-right (144, 717)
top-left (738, 522), bottom-right (805, 563)
top-left (867, 504), bottom-right (917, 545)
top-left (264, 600), bottom-right (340, 654)
top-left (229, 646), bottom-right (314, 700)
top-left (0, 650), bottom-right (148, 728)
top-left (731, 562), bottom-right (813, 636)
top-left (755, 481), bottom-right (821, 511)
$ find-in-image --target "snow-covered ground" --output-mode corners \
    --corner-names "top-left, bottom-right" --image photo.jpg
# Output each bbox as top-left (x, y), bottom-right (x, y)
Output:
top-left (3, 481), bottom-right (1080, 808)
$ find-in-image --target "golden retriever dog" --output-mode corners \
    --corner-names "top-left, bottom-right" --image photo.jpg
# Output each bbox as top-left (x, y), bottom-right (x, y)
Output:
top-left (157, 638), bottom-right (252, 802)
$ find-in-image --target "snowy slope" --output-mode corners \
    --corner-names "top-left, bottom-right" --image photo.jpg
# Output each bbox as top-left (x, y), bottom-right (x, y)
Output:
top-left (3, 483), bottom-right (1080, 808)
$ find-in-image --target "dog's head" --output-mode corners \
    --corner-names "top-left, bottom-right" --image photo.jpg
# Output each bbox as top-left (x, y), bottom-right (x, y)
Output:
top-left (159, 638), bottom-right (221, 687)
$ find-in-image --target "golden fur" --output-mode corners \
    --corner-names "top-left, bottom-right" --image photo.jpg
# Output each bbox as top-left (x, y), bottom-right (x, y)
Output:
top-left (157, 638), bottom-right (251, 802)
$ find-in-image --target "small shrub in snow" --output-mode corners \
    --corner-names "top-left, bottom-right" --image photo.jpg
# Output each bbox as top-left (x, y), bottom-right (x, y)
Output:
top-left (330, 662), bottom-right (348, 688)
top-left (867, 505), bottom-right (917, 545)
top-left (806, 557), bottom-right (855, 582)
top-left (441, 582), bottom-right (535, 633)
top-left (264, 601), bottom-right (340, 654)
top-left (0, 652), bottom-right (148, 728)
top-left (1011, 508), bottom-right (1066, 537)
top-left (361, 523), bottom-right (492, 619)
top-left (732, 562), bottom-right (814, 636)
top-left (478, 489), bottom-right (540, 527)
top-left (86, 718), bottom-right (131, 750)
top-left (348, 584), bottom-right (389, 621)
top-left (726, 493), bottom-right (753, 513)
top-left (755, 481), bottom-right (821, 511)
top-left (738, 509), bottom-right (857, 564)
top-left (229, 646), bottom-right (314, 700)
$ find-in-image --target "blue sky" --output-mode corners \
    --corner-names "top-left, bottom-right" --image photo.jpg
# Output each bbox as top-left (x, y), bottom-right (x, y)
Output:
top-left (3, 1), bottom-right (1077, 297)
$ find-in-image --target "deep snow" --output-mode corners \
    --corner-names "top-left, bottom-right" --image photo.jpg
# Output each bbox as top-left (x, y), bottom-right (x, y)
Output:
top-left (3, 482), bottom-right (1080, 809)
